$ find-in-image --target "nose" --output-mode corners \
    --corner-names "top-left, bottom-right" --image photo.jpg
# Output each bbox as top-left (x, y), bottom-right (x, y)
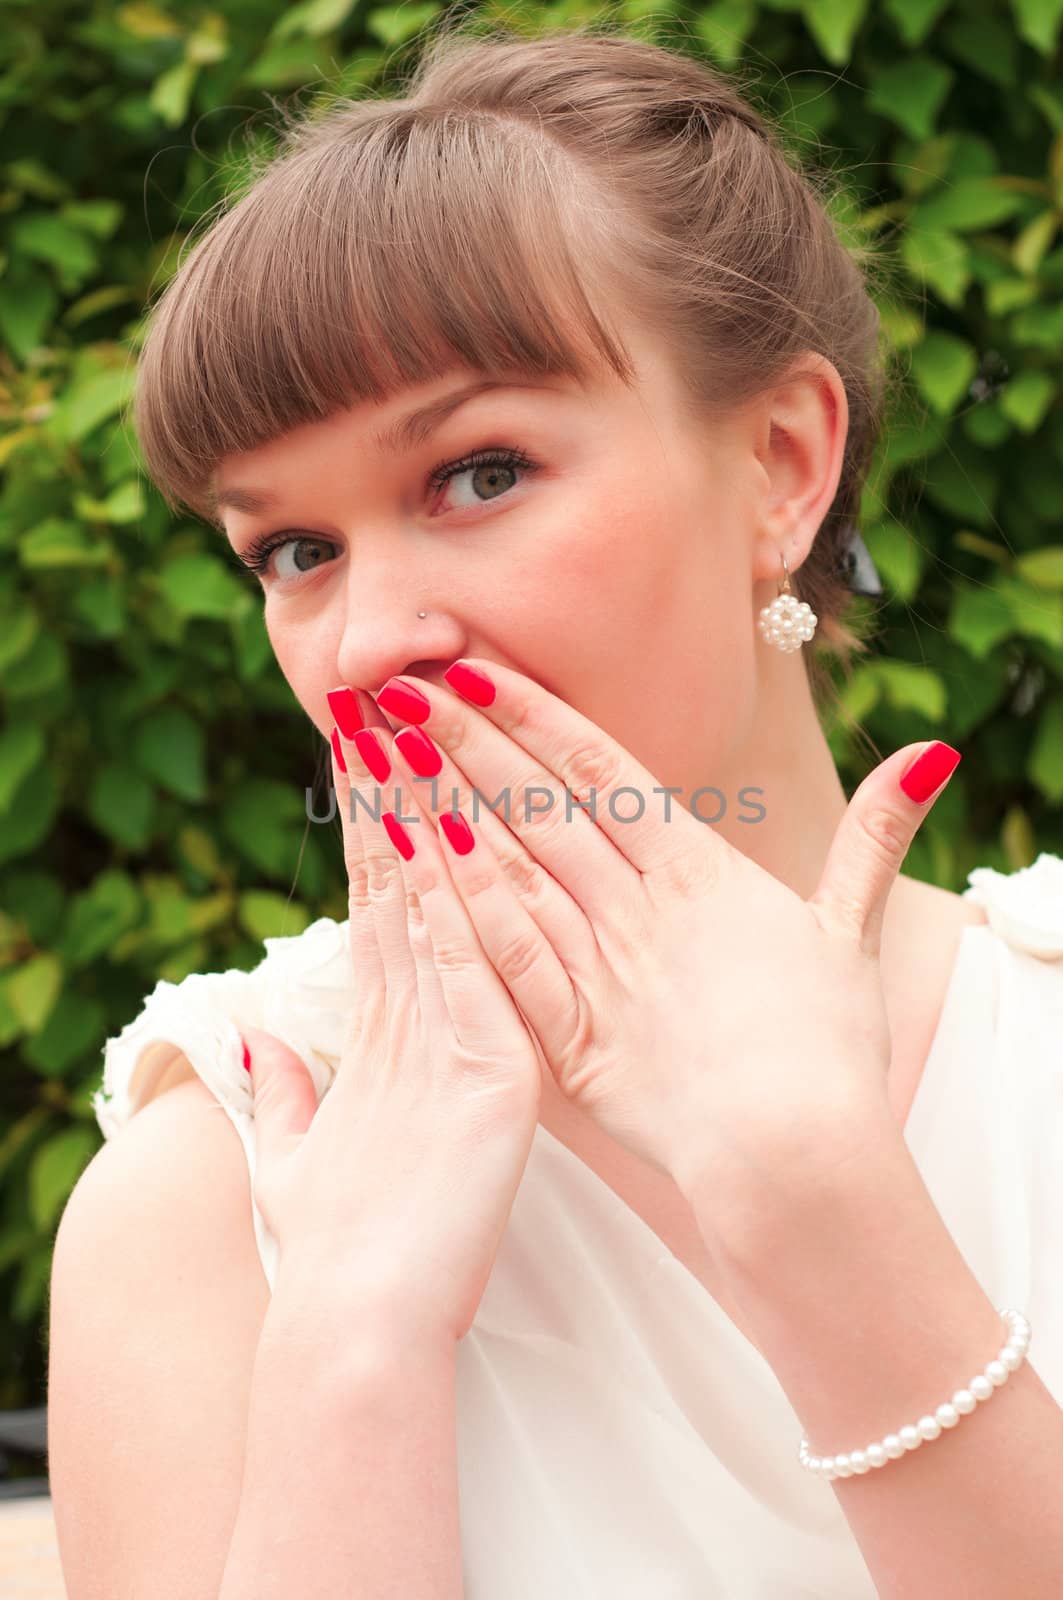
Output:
top-left (333, 579), bottom-right (468, 702)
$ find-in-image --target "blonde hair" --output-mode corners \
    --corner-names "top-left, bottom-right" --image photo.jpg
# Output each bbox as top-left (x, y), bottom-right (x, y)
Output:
top-left (133, 16), bottom-right (889, 708)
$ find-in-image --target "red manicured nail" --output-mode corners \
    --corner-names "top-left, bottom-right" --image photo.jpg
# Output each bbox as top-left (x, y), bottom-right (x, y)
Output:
top-left (327, 685), bottom-right (363, 739)
top-left (899, 742), bottom-right (961, 803)
top-left (241, 1039), bottom-right (251, 1073)
top-left (382, 811), bottom-right (415, 860)
top-left (395, 726), bottom-right (442, 777)
top-left (444, 660), bottom-right (496, 707)
top-left (353, 728), bottom-right (391, 782)
top-left (439, 809), bottom-right (475, 855)
top-left (330, 726), bottom-right (347, 773)
top-left (376, 677), bottom-right (431, 724)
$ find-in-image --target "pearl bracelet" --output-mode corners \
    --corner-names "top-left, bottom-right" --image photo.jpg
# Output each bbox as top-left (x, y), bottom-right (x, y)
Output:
top-left (798, 1306), bottom-right (1030, 1481)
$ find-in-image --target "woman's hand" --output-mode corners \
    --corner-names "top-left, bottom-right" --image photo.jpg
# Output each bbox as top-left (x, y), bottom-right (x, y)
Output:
top-left (363, 660), bottom-right (960, 1227)
top-left (242, 686), bottom-right (543, 1348)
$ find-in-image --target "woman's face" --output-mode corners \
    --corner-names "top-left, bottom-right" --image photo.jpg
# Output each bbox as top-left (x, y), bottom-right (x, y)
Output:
top-left (215, 323), bottom-right (839, 811)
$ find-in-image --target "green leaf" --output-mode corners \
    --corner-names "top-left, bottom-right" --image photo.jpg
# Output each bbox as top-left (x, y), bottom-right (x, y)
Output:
top-left (998, 369), bottom-right (1055, 432)
top-left (19, 517), bottom-right (112, 568)
top-left (87, 761), bottom-right (155, 849)
top-left (1011, 0), bottom-right (1063, 55)
top-left (994, 574), bottom-right (1063, 647)
top-left (867, 56), bottom-right (954, 141)
top-left (29, 1128), bottom-right (99, 1231)
top-left (6, 952), bottom-right (63, 1031)
top-left (0, 767), bottom-right (60, 869)
top-left (50, 365), bottom-right (137, 445)
top-left (949, 584), bottom-right (1013, 658)
top-left (157, 552), bottom-right (249, 620)
top-left (365, 4), bottom-right (440, 48)
top-left (22, 993), bottom-right (106, 1076)
top-left (799, 0), bottom-right (868, 65)
top-left (863, 521), bottom-right (925, 600)
top-left (1029, 695), bottom-right (1063, 801)
top-left (72, 575), bottom-right (126, 638)
top-left (57, 870), bottom-right (141, 968)
top-left (131, 706), bottom-right (207, 801)
top-left (238, 890), bottom-right (312, 941)
top-left (9, 214), bottom-right (98, 279)
top-left (150, 59), bottom-right (199, 127)
top-left (874, 660), bottom-right (948, 721)
top-left (1015, 546), bottom-right (1063, 589)
top-left (0, 276), bottom-right (59, 362)
top-left (222, 779), bottom-right (305, 875)
top-left (270, 0), bottom-right (358, 37)
top-left (909, 177), bottom-right (1029, 232)
top-left (59, 199), bottom-right (124, 239)
top-left (0, 608), bottom-right (40, 673)
top-left (0, 724), bottom-right (45, 812)
top-left (910, 331), bottom-right (978, 415)
top-left (73, 479), bottom-right (146, 524)
top-left (2, 630), bottom-right (67, 697)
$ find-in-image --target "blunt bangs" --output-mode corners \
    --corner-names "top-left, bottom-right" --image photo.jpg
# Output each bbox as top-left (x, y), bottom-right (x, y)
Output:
top-left (132, 104), bottom-right (638, 524)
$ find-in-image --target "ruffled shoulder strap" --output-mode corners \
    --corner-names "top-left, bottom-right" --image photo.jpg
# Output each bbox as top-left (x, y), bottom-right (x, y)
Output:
top-left (962, 851), bottom-right (1063, 961)
top-left (92, 915), bottom-right (355, 1140)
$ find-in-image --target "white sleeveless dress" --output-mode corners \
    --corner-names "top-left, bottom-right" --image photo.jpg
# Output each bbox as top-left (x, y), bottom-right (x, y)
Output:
top-left (92, 853), bottom-right (1063, 1597)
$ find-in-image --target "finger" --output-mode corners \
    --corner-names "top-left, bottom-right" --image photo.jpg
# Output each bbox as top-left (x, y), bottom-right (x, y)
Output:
top-left (370, 761), bottom-right (542, 1065)
top-left (428, 799), bottom-right (583, 1077)
top-left (329, 693), bottom-right (419, 1007)
top-left (325, 702), bottom-right (386, 1019)
top-left (371, 666), bottom-right (666, 927)
top-left (382, 715), bottom-right (601, 986)
top-left (809, 740), bottom-right (962, 959)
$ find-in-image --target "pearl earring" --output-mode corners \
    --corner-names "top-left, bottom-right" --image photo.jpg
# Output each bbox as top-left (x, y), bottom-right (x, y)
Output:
top-left (757, 550), bottom-right (817, 654)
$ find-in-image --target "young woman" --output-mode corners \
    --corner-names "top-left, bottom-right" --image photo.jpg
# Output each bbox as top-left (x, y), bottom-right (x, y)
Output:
top-left (49, 21), bottom-right (1063, 1598)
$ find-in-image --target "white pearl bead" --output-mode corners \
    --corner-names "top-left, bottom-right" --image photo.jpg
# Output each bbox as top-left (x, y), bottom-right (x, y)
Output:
top-left (985, 1359), bottom-right (1009, 1386)
top-left (849, 1450), bottom-right (869, 1473)
top-left (834, 1454), bottom-right (853, 1476)
top-left (883, 1434), bottom-right (906, 1459)
top-left (866, 1443), bottom-right (888, 1468)
top-left (952, 1389), bottom-right (977, 1415)
top-left (969, 1375), bottom-right (993, 1402)
top-left (899, 1425), bottom-right (921, 1450)
top-left (936, 1403), bottom-right (960, 1428)
top-left (999, 1345), bottom-right (1022, 1371)
top-left (917, 1414), bottom-right (942, 1441)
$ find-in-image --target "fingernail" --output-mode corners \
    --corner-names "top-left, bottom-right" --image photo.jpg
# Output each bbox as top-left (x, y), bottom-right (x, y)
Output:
top-left (353, 728), bottom-right (391, 782)
top-left (899, 742), bottom-right (961, 802)
top-left (376, 677), bottom-right (431, 724)
top-left (327, 686), bottom-right (363, 739)
top-left (382, 811), bottom-right (415, 860)
top-left (241, 1037), bottom-right (251, 1073)
top-left (395, 726), bottom-right (442, 777)
top-left (439, 809), bottom-right (475, 855)
top-left (444, 660), bottom-right (496, 707)
top-left (330, 726), bottom-right (347, 773)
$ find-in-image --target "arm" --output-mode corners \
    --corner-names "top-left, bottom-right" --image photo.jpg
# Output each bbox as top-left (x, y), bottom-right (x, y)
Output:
top-left (682, 1116), bottom-right (1063, 1600)
top-left (219, 1262), bottom-right (464, 1600)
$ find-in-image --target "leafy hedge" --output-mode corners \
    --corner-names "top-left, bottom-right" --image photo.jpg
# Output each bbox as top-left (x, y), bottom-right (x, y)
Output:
top-left (1, 0), bottom-right (1061, 1419)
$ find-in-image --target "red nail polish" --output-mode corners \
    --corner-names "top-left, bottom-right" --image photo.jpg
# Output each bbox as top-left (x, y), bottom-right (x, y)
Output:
top-left (899, 742), bottom-right (961, 802)
top-left (330, 726), bottom-right (347, 773)
top-left (444, 660), bottom-right (496, 707)
top-left (376, 677), bottom-right (431, 724)
top-left (327, 686), bottom-right (363, 739)
top-left (395, 726), bottom-right (442, 777)
top-left (439, 809), bottom-right (475, 855)
top-left (353, 728), bottom-right (391, 782)
top-left (382, 811), bottom-right (415, 859)
top-left (241, 1039), bottom-right (251, 1073)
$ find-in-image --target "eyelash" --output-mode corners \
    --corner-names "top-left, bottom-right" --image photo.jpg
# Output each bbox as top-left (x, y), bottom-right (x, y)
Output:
top-left (234, 445), bottom-right (539, 579)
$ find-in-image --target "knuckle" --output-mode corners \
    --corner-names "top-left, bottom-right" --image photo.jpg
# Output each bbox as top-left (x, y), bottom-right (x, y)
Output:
top-left (492, 924), bottom-right (544, 989)
top-left (563, 740), bottom-right (622, 804)
top-left (857, 806), bottom-right (909, 865)
top-left (501, 846), bottom-right (549, 904)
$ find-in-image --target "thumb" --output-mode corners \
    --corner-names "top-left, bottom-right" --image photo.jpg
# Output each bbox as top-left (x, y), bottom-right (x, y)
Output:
top-left (808, 740), bottom-right (962, 959)
top-left (240, 1023), bottom-right (321, 1167)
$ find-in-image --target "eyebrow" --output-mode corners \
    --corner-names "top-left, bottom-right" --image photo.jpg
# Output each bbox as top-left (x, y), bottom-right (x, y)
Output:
top-left (213, 379), bottom-right (558, 515)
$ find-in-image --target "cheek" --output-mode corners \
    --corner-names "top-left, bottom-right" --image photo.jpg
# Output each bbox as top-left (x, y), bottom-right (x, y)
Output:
top-left (263, 605), bottom-right (334, 737)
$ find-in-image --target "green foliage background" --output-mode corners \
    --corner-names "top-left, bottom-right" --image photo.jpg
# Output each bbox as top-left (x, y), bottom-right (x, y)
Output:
top-left (1, 0), bottom-right (1062, 1418)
